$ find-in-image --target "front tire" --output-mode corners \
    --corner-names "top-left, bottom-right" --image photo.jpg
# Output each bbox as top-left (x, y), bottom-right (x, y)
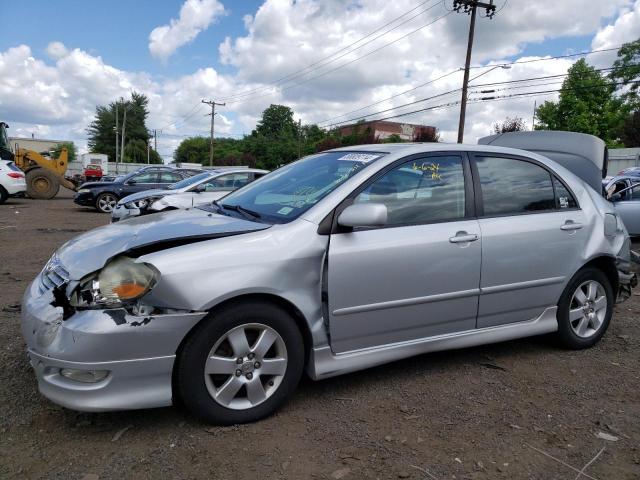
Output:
top-left (95, 192), bottom-right (118, 213)
top-left (26, 168), bottom-right (60, 199)
top-left (556, 267), bottom-right (613, 349)
top-left (177, 301), bottom-right (304, 425)
top-left (0, 186), bottom-right (8, 204)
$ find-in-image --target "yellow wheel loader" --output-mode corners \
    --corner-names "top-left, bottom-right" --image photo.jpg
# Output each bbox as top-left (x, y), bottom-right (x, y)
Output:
top-left (0, 122), bottom-right (77, 199)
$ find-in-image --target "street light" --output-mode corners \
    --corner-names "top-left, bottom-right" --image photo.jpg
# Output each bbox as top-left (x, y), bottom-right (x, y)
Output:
top-left (468, 64), bottom-right (511, 83)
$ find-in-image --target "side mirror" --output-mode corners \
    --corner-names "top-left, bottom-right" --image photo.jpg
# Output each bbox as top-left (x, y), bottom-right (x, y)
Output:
top-left (127, 179), bottom-right (137, 185)
top-left (194, 183), bottom-right (207, 193)
top-left (609, 193), bottom-right (622, 202)
top-left (338, 203), bottom-right (387, 228)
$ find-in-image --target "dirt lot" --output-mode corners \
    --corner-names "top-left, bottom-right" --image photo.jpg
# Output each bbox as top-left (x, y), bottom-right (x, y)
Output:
top-left (1, 190), bottom-right (639, 480)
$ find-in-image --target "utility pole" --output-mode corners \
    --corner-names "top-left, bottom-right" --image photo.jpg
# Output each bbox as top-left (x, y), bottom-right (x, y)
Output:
top-left (115, 102), bottom-right (119, 173)
top-left (298, 119), bottom-right (302, 159)
top-left (146, 141), bottom-right (150, 164)
top-left (202, 99), bottom-right (225, 167)
top-left (454, 0), bottom-right (497, 143)
top-left (120, 102), bottom-right (129, 163)
top-left (532, 100), bottom-right (537, 130)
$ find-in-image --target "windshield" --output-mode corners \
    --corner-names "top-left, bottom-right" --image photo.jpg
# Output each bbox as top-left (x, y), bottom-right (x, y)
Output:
top-left (169, 171), bottom-right (211, 190)
top-left (219, 151), bottom-right (383, 223)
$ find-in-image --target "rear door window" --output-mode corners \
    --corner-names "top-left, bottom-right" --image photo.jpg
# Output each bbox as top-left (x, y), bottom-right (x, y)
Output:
top-left (158, 172), bottom-right (182, 184)
top-left (475, 156), bottom-right (555, 216)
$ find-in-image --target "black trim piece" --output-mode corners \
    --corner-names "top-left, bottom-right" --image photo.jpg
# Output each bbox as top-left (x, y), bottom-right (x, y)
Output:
top-left (329, 151), bottom-right (472, 234)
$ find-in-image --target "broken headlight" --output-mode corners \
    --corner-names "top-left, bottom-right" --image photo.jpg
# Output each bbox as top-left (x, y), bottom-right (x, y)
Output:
top-left (71, 256), bottom-right (158, 308)
top-left (124, 197), bottom-right (159, 209)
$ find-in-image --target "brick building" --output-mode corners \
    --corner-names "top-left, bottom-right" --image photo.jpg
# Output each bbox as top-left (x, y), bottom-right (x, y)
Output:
top-left (338, 120), bottom-right (437, 141)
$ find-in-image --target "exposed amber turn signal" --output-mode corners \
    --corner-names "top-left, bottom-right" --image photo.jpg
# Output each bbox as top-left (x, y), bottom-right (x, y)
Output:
top-left (112, 283), bottom-right (148, 299)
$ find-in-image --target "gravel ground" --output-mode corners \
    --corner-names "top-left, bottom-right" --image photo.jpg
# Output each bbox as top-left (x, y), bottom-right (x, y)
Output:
top-left (1, 190), bottom-right (639, 480)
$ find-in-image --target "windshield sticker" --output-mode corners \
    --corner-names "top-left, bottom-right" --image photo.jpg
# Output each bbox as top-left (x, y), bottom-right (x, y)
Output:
top-left (337, 153), bottom-right (381, 163)
top-left (412, 162), bottom-right (442, 180)
top-left (277, 206), bottom-right (294, 215)
top-left (559, 196), bottom-right (569, 208)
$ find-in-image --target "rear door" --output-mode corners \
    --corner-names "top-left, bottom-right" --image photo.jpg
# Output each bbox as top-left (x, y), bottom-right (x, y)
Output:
top-left (327, 153), bottom-right (482, 353)
top-left (471, 154), bottom-right (588, 328)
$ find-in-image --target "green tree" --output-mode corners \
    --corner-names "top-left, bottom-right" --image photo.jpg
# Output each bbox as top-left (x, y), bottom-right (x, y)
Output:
top-left (535, 59), bottom-right (625, 146)
top-left (173, 136), bottom-right (247, 166)
top-left (610, 38), bottom-right (640, 108)
top-left (51, 141), bottom-right (76, 162)
top-left (86, 92), bottom-right (153, 162)
top-left (244, 105), bottom-right (301, 169)
top-left (620, 110), bottom-right (640, 147)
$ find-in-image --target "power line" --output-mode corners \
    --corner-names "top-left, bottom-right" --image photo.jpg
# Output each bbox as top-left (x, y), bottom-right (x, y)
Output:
top-left (318, 45), bottom-right (628, 127)
top-left (217, 0), bottom-right (441, 102)
top-left (224, 7), bottom-right (453, 105)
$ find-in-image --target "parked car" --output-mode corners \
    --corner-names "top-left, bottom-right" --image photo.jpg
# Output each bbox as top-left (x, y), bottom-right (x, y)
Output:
top-left (112, 168), bottom-right (268, 222)
top-left (74, 166), bottom-right (200, 213)
top-left (0, 159), bottom-right (26, 204)
top-left (83, 164), bottom-right (103, 182)
top-left (616, 167), bottom-right (640, 178)
top-left (22, 144), bottom-right (636, 425)
top-left (604, 176), bottom-right (640, 235)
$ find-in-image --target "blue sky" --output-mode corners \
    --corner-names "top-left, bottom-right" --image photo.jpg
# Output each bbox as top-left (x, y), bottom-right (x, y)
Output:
top-left (0, 0), bottom-right (261, 76)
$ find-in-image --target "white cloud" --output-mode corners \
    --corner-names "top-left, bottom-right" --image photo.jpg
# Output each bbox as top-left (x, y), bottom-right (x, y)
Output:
top-left (149, 0), bottom-right (226, 61)
top-left (45, 41), bottom-right (68, 60)
top-left (589, 1), bottom-right (640, 67)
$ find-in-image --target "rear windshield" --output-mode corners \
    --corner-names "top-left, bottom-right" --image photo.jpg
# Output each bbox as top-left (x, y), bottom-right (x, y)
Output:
top-left (7, 162), bottom-right (21, 172)
top-left (219, 151), bottom-right (384, 223)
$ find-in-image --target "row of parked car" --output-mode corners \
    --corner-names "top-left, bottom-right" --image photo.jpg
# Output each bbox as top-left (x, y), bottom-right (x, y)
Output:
top-left (73, 165), bottom-right (268, 218)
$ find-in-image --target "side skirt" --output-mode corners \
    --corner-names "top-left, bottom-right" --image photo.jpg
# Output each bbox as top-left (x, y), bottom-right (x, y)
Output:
top-left (307, 306), bottom-right (558, 380)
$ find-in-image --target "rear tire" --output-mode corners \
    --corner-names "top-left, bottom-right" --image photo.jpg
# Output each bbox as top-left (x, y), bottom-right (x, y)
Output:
top-left (26, 168), bottom-right (60, 199)
top-left (95, 192), bottom-right (118, 213)
top-left (177, 301), bottom-right (304, 425)
top-left (0, 186), bottom-right (8, 204)
top-left (556, 267), bottom-right (613, 349)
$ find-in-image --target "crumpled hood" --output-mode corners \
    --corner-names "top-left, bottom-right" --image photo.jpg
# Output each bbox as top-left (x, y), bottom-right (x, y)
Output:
top-left (118, 189), bottom-right (178, 205)
top-left (55, 209), bottom-right (270, 279)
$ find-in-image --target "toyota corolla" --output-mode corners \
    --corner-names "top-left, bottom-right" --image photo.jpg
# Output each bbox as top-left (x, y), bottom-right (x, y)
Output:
top-left (22, 144), bottom-right (636, 424)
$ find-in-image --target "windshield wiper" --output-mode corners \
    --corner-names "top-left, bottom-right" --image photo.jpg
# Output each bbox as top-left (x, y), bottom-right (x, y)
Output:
top-left (219, 203), bottom-right (262, 221)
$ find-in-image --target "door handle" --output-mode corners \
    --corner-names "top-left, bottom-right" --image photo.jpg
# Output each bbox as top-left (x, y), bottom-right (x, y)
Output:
top-left (449, 232), bottom-right (479, 243)
top-left (560, 221), bottom-right (583, 231)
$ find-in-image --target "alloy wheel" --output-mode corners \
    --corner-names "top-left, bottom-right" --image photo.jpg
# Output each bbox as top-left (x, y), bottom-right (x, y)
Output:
top-left (97, 194), bottom-right (117, 213)
top-left (204, 323), bottom-right (288, 410)
top-left (568, 280), bottom-right (607, 338)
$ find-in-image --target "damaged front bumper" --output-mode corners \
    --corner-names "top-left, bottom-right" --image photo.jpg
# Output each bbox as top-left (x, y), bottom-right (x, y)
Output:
top-left (21, 277), bottom-right (207, 412)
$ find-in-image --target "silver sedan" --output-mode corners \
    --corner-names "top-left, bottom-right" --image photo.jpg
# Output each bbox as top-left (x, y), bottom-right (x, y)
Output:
top-left (22, 144), bottom-right (636, 424)
top-left (111, 168), bottom-right (268, 222)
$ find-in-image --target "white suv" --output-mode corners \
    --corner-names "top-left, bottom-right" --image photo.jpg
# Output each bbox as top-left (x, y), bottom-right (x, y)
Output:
top-left (0, 160), bottom-right (26, 204)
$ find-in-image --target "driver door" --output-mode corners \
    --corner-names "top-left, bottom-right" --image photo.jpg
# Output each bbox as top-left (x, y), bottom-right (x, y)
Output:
top-left (327, 154), bottom-right (481, 353)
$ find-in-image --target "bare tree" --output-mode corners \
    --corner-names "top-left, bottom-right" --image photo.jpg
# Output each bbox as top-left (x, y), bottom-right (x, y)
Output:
top-left (492, 116), bottom-right (528, 134)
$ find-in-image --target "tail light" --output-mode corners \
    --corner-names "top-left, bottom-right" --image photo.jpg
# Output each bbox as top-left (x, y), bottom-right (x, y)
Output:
top-left (7, 172), bottom-right (24, 179)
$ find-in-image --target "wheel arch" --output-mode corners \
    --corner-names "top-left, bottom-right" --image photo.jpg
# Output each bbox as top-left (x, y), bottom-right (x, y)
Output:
top-left (576, 255), bottom-right (618, 294)
top-left (171, 292), bottom-right (313, 404)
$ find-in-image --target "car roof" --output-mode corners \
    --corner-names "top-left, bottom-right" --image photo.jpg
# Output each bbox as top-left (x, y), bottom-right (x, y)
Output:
top-left (325, 142), bottom-right (553, 157)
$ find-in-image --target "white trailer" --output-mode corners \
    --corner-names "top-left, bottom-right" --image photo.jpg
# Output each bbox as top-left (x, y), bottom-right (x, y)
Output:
top-left (80, 153), bottom-right (109, 174)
